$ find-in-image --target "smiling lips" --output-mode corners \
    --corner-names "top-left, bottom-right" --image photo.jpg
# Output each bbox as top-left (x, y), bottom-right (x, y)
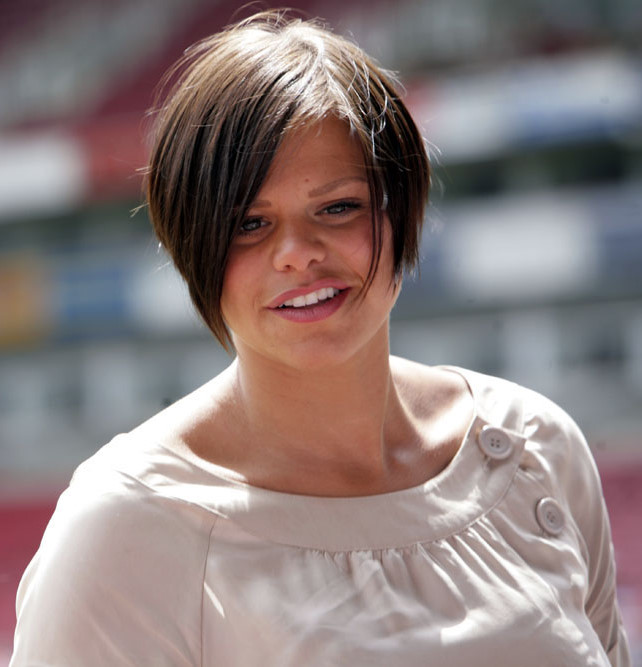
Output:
top-left (269, 283), bottom-right (349, 322)
top-left (277, 287), bottom-right (340, 309)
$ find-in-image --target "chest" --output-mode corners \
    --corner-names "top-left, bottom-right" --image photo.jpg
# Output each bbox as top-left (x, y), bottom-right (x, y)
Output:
top-left (199, 519), bottom-right (609, 667)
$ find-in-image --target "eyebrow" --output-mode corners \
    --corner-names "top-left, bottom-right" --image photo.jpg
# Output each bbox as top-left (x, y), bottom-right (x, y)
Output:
top-left (251, 177), bottom-right (367, 208)
top-left (307, 176), bottom-right (367, 197)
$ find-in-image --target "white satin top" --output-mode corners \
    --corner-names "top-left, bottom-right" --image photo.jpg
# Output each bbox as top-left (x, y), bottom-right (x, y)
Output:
top-left (11, 367), bottom-right (630, 666)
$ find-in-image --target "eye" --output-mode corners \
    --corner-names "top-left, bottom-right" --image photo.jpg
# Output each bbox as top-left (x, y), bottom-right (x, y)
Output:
top-left (237, 217), bottom-right (267, 236)
top-left (322, 201), bottom-right (363, 216)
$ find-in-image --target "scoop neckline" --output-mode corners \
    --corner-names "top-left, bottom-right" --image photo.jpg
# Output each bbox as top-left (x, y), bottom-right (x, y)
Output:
top-left (158, 365), bottom-right (475, 499)
top-left (142, 366), bottom-right (526, 550)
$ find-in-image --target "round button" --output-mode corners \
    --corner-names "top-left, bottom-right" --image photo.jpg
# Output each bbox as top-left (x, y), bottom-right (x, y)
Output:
top-left (535, 497), bottom-right (565, 536)
top-left (477, 425), bottom-right (513, 460)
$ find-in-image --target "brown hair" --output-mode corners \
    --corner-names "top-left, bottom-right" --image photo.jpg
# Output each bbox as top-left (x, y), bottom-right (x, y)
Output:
top-left (146, 9), bottom-right (430, 348)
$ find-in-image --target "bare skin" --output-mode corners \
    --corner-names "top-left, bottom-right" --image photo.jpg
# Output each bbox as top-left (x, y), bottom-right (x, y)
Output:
top-left (134, 356), bottom-right (473, 497)
top-left (133, 118), bottom-right (474, 497)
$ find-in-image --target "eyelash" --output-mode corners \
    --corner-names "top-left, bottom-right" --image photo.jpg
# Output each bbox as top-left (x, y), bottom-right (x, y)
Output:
top-left (237, 218), bottom-right (266, 236)
top-left (323, 200), bottom-right (363, 216)
top-left (236, 200), bottom-right (364, 237)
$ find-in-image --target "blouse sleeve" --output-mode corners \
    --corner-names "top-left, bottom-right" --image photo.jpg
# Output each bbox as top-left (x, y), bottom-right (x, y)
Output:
top-left (540, 400), bottom-right (631, 666)
top-left (10, 468), bottom-right (206, 667)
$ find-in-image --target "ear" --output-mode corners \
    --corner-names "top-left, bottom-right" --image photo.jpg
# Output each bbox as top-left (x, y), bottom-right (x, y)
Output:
top-left (392, 270), bottom-right (403, 293)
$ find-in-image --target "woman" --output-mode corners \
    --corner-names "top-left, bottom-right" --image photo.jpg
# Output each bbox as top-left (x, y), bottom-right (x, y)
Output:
top-left (11, 10), bottom-right (630, 666)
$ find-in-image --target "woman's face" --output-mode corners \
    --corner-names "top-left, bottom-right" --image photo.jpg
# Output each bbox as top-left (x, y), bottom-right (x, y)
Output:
top-left (221, 116), bottom-right (400, 371)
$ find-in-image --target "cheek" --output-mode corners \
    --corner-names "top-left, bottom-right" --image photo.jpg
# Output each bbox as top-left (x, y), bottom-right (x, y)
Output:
top-left (360, 217), bottom-right (395, 275)
top-left (336, 220), bottom-right (377, 274)
top-left (220, 253), bottom-right (250, 323)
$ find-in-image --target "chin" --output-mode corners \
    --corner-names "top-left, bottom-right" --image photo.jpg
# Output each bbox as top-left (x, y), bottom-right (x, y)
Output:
top-left (243, 341), bottom-right (356, 373)
top-left (236, 321), bottom-right (389, 374)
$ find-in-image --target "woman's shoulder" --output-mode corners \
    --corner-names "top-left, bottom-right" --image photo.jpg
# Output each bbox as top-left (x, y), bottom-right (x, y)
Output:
top-left (436, 366), bottom-right (610, 552)
top-left (43, 375), bottom-right (234, 558)
top-left (391, 356), bottom-right (532, 408)
top-left (430, 363), bottom-right (584, 441)
top-left (12, 432), bottom-right (209, 665)
top-left (439, 365), bottom-right (603, 508)
top-left (392, 358), bottom-right (594, 468)
top-left (390, 356), bottom-right (473, 417)
top-left (127, 364), bottom-right (245, 475)
top-left (40, 431), bottom-right (219, 569)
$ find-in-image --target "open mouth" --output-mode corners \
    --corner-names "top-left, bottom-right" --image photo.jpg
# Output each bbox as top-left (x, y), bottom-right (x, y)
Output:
top-left (276, 287), bottom-right (343, 309)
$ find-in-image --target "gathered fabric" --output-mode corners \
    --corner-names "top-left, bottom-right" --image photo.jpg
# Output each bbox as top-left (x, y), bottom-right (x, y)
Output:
top-left (11, 367), bottom-right (630, 666)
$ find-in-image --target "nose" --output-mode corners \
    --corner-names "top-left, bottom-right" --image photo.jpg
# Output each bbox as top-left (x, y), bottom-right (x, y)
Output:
top-left (271, 220), bottom-right (327, 272)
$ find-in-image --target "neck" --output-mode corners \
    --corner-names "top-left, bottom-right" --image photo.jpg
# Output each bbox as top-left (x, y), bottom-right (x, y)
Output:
top-left (228, 329), bottom-right (416, 490)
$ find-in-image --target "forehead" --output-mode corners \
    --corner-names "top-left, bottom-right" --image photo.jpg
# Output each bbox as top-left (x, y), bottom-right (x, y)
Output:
top-left (270, 117), bottom-right (366, 176)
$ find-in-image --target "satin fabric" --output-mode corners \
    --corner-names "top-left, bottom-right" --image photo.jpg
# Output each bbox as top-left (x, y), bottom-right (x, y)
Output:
top-left (11, 367), bottom-right (630, 666)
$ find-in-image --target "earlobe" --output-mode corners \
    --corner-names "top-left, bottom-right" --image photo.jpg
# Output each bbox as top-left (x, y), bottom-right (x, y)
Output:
top-left (389, 270), bottom-right (403, 294)
top-left (394, 269), bottom-right (404, 290)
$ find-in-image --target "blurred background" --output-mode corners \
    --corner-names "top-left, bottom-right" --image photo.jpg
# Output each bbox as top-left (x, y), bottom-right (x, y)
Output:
top-left (1, 0), bottom-right (641, 662)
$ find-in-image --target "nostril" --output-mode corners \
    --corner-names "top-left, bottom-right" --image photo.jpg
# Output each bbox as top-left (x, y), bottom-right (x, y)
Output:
top-left (272, 231), bottom-right (326, 272)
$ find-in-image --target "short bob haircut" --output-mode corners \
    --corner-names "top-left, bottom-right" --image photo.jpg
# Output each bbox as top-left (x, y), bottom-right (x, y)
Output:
top-left (146, 9), bottom-right (430, 349)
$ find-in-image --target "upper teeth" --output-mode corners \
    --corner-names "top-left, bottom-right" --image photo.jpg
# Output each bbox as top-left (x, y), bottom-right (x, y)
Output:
top-left (280, 287), bottom-right (340, 308)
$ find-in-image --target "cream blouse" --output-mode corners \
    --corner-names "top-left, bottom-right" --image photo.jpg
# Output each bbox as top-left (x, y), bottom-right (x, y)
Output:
top-left (11, 367), bottom-right (630, 666)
